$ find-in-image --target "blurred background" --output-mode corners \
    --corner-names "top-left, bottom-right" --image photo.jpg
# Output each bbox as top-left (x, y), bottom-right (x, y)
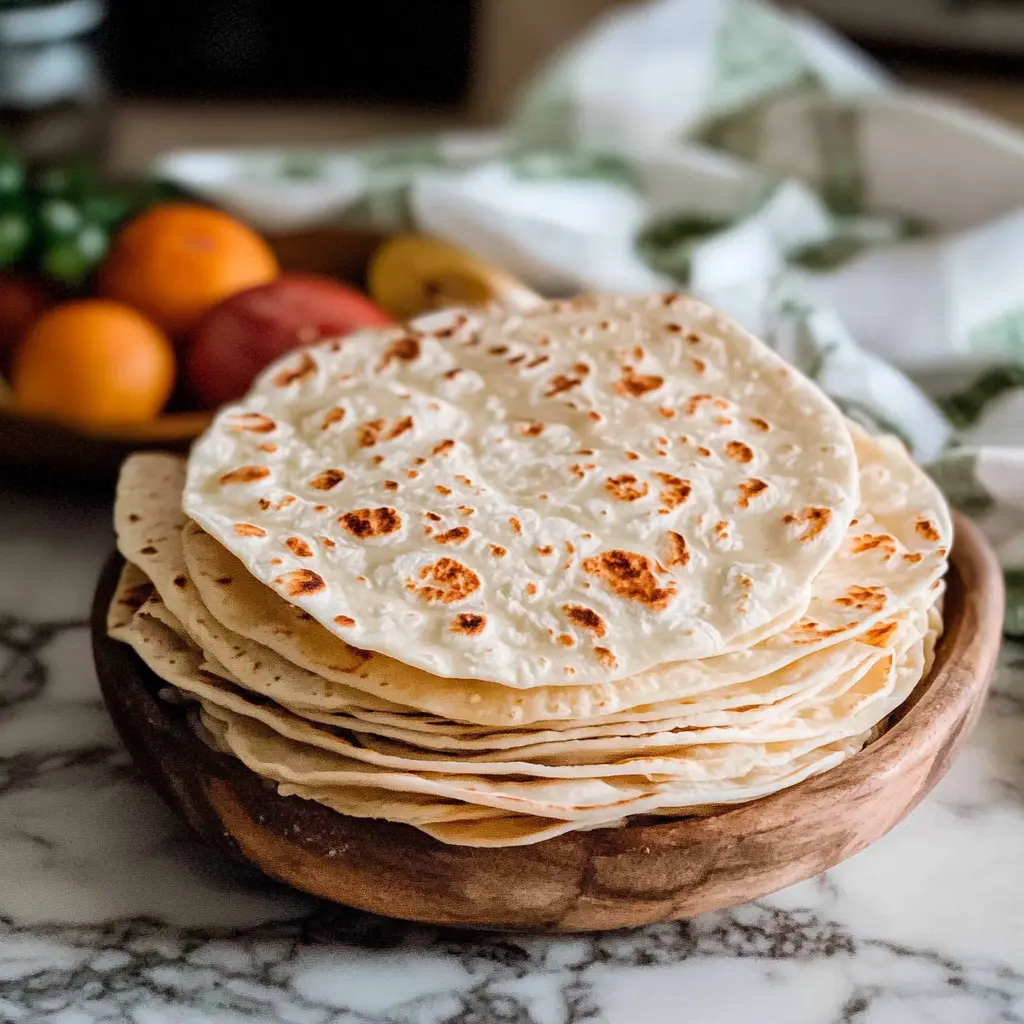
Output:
top-left (8, 0), bottom-right (1024, 173)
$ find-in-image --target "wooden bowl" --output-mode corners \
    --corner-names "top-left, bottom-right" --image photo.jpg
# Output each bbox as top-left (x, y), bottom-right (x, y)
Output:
top-left (91, 512), bottom-right (1003, 932)
top-left (0, 229), bottom-right (385, 488)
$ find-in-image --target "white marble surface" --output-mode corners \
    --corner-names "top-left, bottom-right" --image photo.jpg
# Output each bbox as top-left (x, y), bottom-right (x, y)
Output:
top-left (1, 480), bottom-right (1023, 1024)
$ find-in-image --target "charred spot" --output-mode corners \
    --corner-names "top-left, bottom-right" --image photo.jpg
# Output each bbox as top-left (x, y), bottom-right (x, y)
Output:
top-left (424, 512), bottom-right (442, 522)
top-left (233, 523), bottom-right (267, 538)
top-left (666, 531), bottom-right (690, 567)
top-left (582, 550), bottom-right (676, 611)
top-left (604, 474), bottom-right (649, 502)
top-left (338, 507), bottom-right (402, 539)
top-left (215, 577), bottom-right (233, 585)
top-left (273, 352), bottom-right (317, 387)
top-left (228, 412), bottom-right (276, 434)
top-left (614, 367), bottom-right (664, 398)
top-left (543, 375), bottom-right (582, 399)
top-left (725, 441), bottom-right (755, 464)
top-left (376, 335), bottom-right (421, 371)
top-left (655, 473), bottom-right (691, 509)
top-left (409, 558), bottom-right (481, 604)
top-left (286, 537), bottom-right (314, 558)
top-left (219, 466), bottom-right (270, 486)
top-left (128, 514), bottom-right (141, 523)
top-left (334, 615), bottom-right (356, 628)
top-left (451, 612), bottom-right (486, 636)
top-left (320, 407), bottom-right (346, 430)
top-left (309, 468), bottom-right (346, 491)
top-left (561, 604), bottom-right (607, 638)
top-left (383, 480), bottom-right (400, 492)
top-left (275, 569), bottom-right (327, 597)
top-left (435, 526), bottom-right (470, 545)
top-left (518, 421), bottom-right (545, 437)
top-left (783, 507), bottom-right (833, 543)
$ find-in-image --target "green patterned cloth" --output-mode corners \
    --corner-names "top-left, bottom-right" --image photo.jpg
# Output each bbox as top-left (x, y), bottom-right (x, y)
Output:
top-left (156, 0), bottom-right (1024, 635)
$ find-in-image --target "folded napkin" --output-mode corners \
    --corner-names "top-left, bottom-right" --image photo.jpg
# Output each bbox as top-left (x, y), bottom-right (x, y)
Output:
top-left (156, 0), bottom-right (1024, 635)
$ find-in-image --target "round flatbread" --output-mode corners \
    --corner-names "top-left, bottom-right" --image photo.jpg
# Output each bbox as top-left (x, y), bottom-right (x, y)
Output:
top-left (184, 293), bottom-right (859, 686)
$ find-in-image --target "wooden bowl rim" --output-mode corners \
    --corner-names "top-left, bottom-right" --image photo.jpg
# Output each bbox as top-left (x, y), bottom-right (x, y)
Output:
top-left (91, 510), bottom-right (1003, 925)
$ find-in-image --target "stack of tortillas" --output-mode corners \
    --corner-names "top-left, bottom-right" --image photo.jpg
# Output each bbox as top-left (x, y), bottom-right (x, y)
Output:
top-left (108, 293), bottom-right (951, 847)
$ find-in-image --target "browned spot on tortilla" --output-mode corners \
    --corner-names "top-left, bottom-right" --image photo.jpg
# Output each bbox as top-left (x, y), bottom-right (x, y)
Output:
top-left (903, 552), bottom-right (924, 564)
top-left (690, 357), bottom-right (706, 375)
top-left (275, 569), bottom-right (326, 597)
top-left (309, 468), bottom-right (345, 491)
top-left (424, 512), bottom-right (442, 522)
top-left (257, 498), bottom-right (271, 511)
top-left (118, 582), bottom-right (153, 611)
top-left (526, 582), bottom-right (537, 596)
top-left (655, 472), bottom-right (691, 509)
top-left (139, 546), bottom-right (157, 555)
top-left (455, 475), bottom-right (473, 487)
top-left (273, 352), bottom-right (317, 387)
top-left (488, 345), bottom-right (509, 356)
top-left (588, 411), bottom-right (602, 423)
top-left (594, 646), bottom-right (617, 668)
top-left (406, 470), bottom-right (420, 480)
top-left (435, 526), bottom-right (470, 545)
top-left (286, 537), bottom-right (314, 558)
top-left (725, 441), bottom-right (754, 463)
top-left (334, 615), bottom-right (356, 628)
top-left (788, 618), bottom-right (853, 644)
top-left (409, 558), bottom-right (481, 604)
top-left (313, 505), bottom-right (328, 512)
top-left (562, 604), bottom-right (607, 638)
top-left (274, 495), bottom-right (296, 510)
top-left (544, 374), bottom-right (582, 399)
top-left (509, 517), bottom-right (522, 535)
top-left (518, 421), bottom-right (545, 436)
top-left (525, 354), bottom-right (550, 369)
top-left (749, 417), bottom-right (770, 432)
top-left (233, 523), bottom-right (267, 538)
top-left (556, 633), bottom-right (575, 647)
top-left (564, 667), bottom-right (575, 675)
top-left (338, 507), bottom-right (402, 539)
top-left (489, 544), bottom-right (507, 558)
top-left (625, 451), bottom-right (640, 461)
top-left (358, 416), bottom-right (413, 448)
top-left (850, 533), bottom-right (898, 558)
top-left (713, 399), bottom-right (730, 410)
top-left (615, 367), bottom-right (664, 398)
top-left (270, 559), bottom-right (281, 566)
top-left (834, 584), bottom-right (887, 613)
top-left (258, 443), bottom-right (277, 453)
top-left (172, 575), bottom-right (187, 588)
top-left (713, 520), bottom-right (731, 543)
top-left (604, 474), bottom-right (649, 502)
top-left (684, 393), bottom-right (713, 416)
top-left (658, 407), bottom-right (676, 420)
top-left (317, 536), bottom-right (336, 548)
top-left (432, 439), bottom-right (455, 456)
top-left (697, 447), bottom-right (712, 458)
top-left (376, 335), bottom-right (421, 371)
top-left (435, 485), bottom-right (452, 496)
top-left (320, 407), bottom-right (346, 430)
top-left (215, 576), bottom-right (232, 585)
top-left (220, 466), bottom-right (270, 486)
top-left (737, 478), bottom-right (769, 510)
top-left (127, 513), bottom-right (141, 523)
top-left (451, 613), bottom-right (486, 636)
top-left (383, 480), bottom-right (399, 492)
top-left (537, 545), bottom-right (554, 556)
top-left (229, 412), bottom-right (276, 434)
top-left (666, 531), bottom-right (690, 567)
top-left (444, 368), bottom-right (464, 379)
top-left (860, 621), bottom-right (899, 648)
top-left (915, 517), bottom-right (941, 543)
top-left (582, 550), bottom-right (676, 610)
top-left (784, 507), bottom-right (833, 543)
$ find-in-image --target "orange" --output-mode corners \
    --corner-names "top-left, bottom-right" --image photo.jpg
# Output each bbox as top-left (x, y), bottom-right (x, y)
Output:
top-left (98, 203), bottom-right (279, 335)
top-left (12, 300), bottom-right (176, 429)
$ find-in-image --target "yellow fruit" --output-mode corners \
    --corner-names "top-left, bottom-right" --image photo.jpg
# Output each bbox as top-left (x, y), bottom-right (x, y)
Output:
top-left (367, 235), bottom-right (537, 320)
top-left (98, 203), bottom-right (279, 335)
top-left (12, 300), bottom-right (176, 429)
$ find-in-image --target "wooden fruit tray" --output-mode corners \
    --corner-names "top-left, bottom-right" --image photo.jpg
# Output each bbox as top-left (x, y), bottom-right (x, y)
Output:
top-left (90, 511), bottom-right (1003, 933)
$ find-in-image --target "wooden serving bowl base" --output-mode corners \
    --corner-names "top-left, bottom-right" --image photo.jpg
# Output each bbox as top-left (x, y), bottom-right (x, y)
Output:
top-left (91, 512), bottom-right (1003, 933)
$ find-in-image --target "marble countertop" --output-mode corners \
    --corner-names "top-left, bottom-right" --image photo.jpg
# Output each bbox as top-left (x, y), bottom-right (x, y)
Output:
top-left (2, 480), bottom-right (1023, 1024)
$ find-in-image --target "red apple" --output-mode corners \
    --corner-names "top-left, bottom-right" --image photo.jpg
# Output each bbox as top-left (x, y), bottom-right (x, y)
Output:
top-left (185, 273), bottom-right (393, 408)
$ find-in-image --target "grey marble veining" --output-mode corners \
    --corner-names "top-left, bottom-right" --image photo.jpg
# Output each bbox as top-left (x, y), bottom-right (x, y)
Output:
top-left (1, 484), bottom-right (1023, 1024)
